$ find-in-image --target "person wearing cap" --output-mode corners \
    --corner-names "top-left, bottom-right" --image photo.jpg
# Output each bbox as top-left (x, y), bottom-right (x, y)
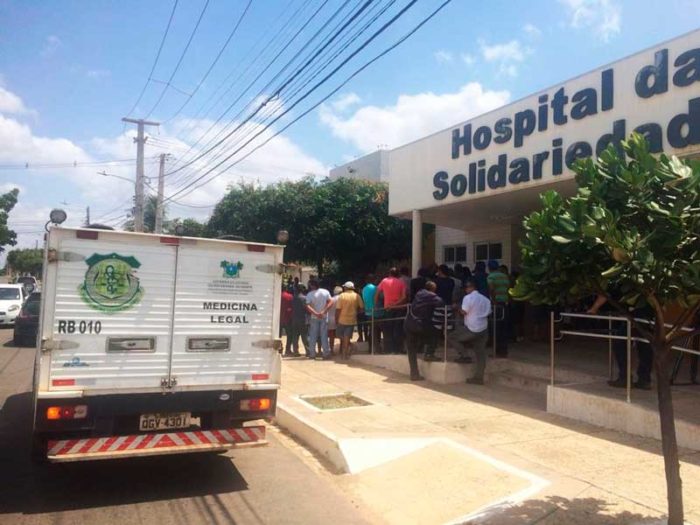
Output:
top-left (487, 260), bottom-right (510, 358)
top-left (327, 286), bottom-right (343, 354)
top-left (335, 281), bottom-right (365, 360)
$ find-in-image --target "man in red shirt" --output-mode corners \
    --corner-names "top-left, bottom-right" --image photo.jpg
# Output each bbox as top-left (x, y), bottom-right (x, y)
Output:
top-left (375, 267), bottom-right (407, 354)
top-left (280, 287), bottom-right (295, 356)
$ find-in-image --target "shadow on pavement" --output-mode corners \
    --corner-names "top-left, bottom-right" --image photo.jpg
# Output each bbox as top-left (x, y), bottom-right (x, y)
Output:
top-left (483, 495), bottom-right (664, 524)
top-left (0, 391), bottom-right (249, 515)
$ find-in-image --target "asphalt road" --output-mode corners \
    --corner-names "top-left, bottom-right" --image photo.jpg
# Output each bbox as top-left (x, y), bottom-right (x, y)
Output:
top-left (0, 328), bottom-right (373, 525)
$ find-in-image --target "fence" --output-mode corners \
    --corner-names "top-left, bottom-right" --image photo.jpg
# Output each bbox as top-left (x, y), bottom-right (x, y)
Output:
top-left (360, 302), bottom-right (507, 362)
top-left (550, 311), bottom-right (699, 403)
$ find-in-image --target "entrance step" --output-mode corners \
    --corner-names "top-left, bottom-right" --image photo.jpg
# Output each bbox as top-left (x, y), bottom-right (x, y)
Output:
top-left (547, 382), bottom-right (700, 451)
top-left (489, 371), bottom-right (550, 394)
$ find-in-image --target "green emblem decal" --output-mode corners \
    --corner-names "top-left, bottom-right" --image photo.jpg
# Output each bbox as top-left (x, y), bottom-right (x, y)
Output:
top-left (220, 260), bottom-right (244, 279)
top-left (79, 253), bottom-right (144, 313)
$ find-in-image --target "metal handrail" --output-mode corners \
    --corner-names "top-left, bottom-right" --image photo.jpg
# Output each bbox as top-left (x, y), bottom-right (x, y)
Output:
top-left (551, 311), bottom-right (699, 403)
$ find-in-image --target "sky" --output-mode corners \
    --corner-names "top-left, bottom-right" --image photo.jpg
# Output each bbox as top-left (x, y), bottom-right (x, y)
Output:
top-left (0, 0), bottom-right (699, 256)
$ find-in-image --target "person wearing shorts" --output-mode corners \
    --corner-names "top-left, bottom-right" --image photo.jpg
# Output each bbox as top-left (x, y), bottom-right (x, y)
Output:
top-left (335, 281), bottom-right (364, 360)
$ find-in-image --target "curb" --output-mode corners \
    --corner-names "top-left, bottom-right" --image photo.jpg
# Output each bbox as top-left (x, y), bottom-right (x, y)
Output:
top-left (275, 402), bottom-right (350, 473)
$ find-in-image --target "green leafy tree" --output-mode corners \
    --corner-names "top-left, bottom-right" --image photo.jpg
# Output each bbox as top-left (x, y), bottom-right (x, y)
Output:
top-left (512, 134), bottom-right (700, 524)
top-left (208, 177), bottom-right (411, 277)
top-left (167, 218), bottom-right (208, 238)
top-left (123, 195), bottom-right (164, 233)
top-left (0, 188), bottom-right (19, 254)
top-left (6, 248), bottom-right (43, 276)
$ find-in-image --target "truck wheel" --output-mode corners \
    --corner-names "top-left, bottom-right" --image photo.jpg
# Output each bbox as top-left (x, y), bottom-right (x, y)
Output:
top-left (30, 434), bottom-right (48, 464)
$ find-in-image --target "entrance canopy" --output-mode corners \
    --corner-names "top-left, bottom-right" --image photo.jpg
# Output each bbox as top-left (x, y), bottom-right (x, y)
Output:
top-left (387, 29), bottom-right (700, 224)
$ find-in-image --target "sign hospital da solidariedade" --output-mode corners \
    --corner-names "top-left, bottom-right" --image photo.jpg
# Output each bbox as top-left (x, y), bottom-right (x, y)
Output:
top-left (432, 44), bottom-right (700, 200)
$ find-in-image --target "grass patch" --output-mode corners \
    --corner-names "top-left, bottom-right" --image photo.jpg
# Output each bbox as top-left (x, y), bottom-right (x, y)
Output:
top-left (302, 393), bottom-right (371, 410)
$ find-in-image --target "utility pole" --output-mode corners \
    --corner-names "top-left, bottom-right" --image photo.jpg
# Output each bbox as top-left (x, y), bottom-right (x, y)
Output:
top-left (85, 206), bottom-right (90, 226)
top-left (154, 153), bottom-right (170, 234)
top-left (122, 117), bottom-right (159, 232)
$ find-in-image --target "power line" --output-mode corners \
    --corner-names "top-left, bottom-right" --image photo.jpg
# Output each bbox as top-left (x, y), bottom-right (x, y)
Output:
top-left (162, 0), bottom-right (254, 124)
top-left (163, 0), bottom-right (336, 182)
top-left (164, 0), bottom-right (362, 180)
top-left (144, 0), bottom-right (211, 119)
top-left (0, 158), bottom-right (158, 170)
top-left (165, 0), bottom-right (313, 155)
top-left (177, 0), bottom-right (395, 182)
top-left (165, 0), bottom-right (451, 205)
top-left (163, 0), bottom-right (408, 201)
top-left (125, 0), bottom-right (180, 117)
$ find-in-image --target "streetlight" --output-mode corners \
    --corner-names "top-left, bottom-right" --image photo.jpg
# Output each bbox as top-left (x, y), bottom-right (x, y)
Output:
top-left (45, 208), bottom-right (67, 231)
top-left (276, 230), bottom-right (289, 244)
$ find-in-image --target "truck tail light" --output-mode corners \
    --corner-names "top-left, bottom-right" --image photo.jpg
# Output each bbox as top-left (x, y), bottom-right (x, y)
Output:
top-left (240, 398), bottom-right (271, 411)
top-left (46, 405), bottom-right (88, 420)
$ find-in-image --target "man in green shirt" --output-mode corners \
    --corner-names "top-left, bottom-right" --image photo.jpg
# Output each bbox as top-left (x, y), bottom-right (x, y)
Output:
top-left (487, 260), bottom-right (510, 357)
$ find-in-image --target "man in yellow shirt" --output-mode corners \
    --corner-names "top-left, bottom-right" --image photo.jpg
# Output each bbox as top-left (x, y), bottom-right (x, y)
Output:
top-left (335, 281), bottom-right (365, 360)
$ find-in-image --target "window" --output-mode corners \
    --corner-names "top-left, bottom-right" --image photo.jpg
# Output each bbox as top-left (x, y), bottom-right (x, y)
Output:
top-left (0, 288), bottom-right (20, 300)
top-left (443, 245), bottom-right (467, 264)
top-left (474, 242), bottom-right (503, 264)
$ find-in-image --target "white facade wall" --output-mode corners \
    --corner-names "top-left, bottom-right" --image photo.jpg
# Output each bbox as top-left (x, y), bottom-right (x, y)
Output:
top-left (329, 150), bottom-right (389, 182)
top-left (435, 224), bottom-right (512, 269)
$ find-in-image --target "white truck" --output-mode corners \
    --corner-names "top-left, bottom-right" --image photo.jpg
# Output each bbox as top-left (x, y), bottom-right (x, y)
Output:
top-left (32, 226), bottom-right (283, 462)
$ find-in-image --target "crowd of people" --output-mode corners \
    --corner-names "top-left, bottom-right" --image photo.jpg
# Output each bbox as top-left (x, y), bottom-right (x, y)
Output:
top-left (279, 263), bottom-right (700, 387)
top-left (278, 261), bottom-right (523, 384)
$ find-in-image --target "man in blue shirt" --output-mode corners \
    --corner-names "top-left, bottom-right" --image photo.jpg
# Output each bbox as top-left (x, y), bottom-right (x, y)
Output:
top-left (362, 275), bottom-right (379, 352)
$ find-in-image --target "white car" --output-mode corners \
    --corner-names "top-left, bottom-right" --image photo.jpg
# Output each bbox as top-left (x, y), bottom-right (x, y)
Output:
top-left (0, 284), bottom-right (27, 325)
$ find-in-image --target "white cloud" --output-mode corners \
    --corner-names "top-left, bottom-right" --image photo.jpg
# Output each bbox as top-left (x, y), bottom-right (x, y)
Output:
top-left (480, 39), bottom-right (529, 63)
top-left (331, 93), bottom-right (361, 112)
top-left (0, 83), bottom-right (327, 235)
top-left (0, 86), bottom-right (30, 115)
top-left (319, 82), bottom-right (510, 153)
top-left (523, 23), bottom-right (542, 39)
top-left (434, 50), bottom-right (454, 64)
top-left (461, 53), bottom-right (476, 66)
top-left (40, 35), bottom-right (62, 58)
top-left (479, 39), bottom-right (532, 77)
top-left (559, 0), bottom-right (621, 42)
top-left (86, 69), bottom-right (111, 80)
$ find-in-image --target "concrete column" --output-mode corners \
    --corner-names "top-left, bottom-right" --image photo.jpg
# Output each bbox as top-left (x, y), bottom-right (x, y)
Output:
top-left (411, 209), bottom-right (422, 277)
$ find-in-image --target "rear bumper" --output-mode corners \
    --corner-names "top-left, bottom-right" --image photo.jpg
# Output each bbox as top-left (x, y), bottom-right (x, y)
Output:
top-left (35, 389), bottom-right (277, 434)
top-left (47, 426), bottom-right (266, 463)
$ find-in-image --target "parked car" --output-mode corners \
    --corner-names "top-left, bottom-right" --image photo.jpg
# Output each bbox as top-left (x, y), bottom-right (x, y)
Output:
top-left (16, 275), bottom-right (39, 295)
top-left (14, 292), bottom-right (41, 347)
top-left (0, 284), bottom-right (27, 326)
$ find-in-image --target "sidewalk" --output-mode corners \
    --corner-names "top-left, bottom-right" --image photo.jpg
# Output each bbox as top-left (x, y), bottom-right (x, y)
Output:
top-left (276, 357), bottom-right (700, 525)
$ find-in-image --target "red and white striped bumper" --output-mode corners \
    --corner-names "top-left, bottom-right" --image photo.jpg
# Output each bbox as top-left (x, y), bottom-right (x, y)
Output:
top-left (46, 426), bottom-right (266, 462)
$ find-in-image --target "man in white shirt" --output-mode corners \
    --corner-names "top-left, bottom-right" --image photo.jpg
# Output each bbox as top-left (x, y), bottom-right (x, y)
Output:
top-left (305, 279), bottom-right (333, 360)
top-left (448, 279), bottom-right (491, 384)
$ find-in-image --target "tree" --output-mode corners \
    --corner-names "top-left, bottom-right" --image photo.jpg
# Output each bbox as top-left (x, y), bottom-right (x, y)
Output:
top-left (167, 218), bottom-right (208, 238)
top-left (208, 177), bottom-right (411, 277)
top-left (6, 248), bottom-right (43, 276)
top-left (123, 195), bottom-right (164, 233)
top-left (512, 134), bottom-right (700, 524)
top-left (0, 188), bottom-right (19, 254)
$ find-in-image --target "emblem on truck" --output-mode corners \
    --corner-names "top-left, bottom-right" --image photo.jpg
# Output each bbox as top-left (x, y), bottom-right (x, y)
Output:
top-left (220, 260), bottom-right (244, 278)
top-left (79, 253), bottom-right (144, 313)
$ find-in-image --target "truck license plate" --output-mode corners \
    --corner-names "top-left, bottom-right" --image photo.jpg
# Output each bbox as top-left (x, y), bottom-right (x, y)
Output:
top-left (139, 412), bottom-right (191, 431)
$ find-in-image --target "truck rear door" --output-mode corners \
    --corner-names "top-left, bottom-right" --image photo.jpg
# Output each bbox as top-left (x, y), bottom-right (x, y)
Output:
top-left (169, 240), bottom-right (281, 388)
top-left (44, 230), bottom-right (177, 392)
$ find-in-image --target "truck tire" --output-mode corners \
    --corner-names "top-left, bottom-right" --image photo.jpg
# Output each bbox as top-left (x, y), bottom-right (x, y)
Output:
top-left (30, 433), bottom-right (47, 464)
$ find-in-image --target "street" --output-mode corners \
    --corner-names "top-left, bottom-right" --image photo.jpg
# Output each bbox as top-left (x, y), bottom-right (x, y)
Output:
top-left (0, 328), bottom-right (373, 525)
